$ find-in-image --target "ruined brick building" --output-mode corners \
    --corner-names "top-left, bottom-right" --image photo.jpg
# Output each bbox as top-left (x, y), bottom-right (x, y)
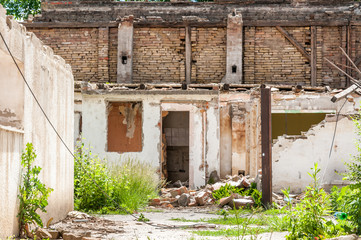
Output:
top-left (23, 0), bottom-right (361, 190)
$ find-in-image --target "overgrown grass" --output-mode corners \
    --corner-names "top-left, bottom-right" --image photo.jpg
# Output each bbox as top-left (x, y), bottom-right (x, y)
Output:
top-left (111, 158), bottom-right (162, 212)
top-left (74, 143), bottom-right (163, 213)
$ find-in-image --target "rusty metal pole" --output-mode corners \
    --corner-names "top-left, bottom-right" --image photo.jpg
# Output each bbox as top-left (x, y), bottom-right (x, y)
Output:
top-left (261, 86), bottom-right (272, 207)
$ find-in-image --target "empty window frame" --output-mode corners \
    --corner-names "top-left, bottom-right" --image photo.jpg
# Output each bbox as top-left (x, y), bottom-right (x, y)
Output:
top-left (107, 102), bottom-right (142, 152)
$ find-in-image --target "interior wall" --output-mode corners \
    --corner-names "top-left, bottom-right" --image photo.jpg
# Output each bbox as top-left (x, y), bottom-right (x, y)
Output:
top-left (272, 113), bottom-right (327, 140)
top-left (163, 111), bottom-right (189, 183)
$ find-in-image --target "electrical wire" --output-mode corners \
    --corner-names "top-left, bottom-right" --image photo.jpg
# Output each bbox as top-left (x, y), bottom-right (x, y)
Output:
top-left (321, 98), bottom-right (348, 185)
top-left (0, 30), bottom-right (171, 228)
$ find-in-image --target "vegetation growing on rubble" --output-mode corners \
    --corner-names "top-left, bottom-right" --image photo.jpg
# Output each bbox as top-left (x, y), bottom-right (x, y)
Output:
top-left (18, 143), bottom-right (53, 237)
top-left (74, 142), bottom-right (163, 213)
top-left (330, 114), bottom-right (361, 235)
top-left (212, 182), bottom-right (262, 208)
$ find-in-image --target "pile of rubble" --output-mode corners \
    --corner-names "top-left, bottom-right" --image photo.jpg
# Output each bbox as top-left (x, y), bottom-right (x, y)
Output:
top-left (32, 211), bottom-right (124, 240)
top-left (149, 173), bottom-right (256, 209)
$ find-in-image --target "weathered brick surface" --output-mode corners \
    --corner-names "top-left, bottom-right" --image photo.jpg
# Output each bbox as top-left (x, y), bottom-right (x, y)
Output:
top-left (132, 27), bottom-right (185, 83)
top-left (28, 28), bottom-right (99, 82)
top-left (191, 27), bottom-right (226, 83)
top-left (109, 27), bottom-right (118, 82)
top-left (244, 26), bottom-right (311, 85)
top-left (317, 26), bottom-right (347, 88)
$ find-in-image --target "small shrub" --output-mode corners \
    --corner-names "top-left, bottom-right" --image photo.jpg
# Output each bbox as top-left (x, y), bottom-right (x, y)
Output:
top-left (285, 163), bottom-right (348, 240)
top-left (212, 184), bottom-right (242, 200)
top-left (18, 143), bottom-right (53, 237)
top-left (111, 158), bottom-right (163, 212)
top-left (74, 143), bottom-right (112, 211)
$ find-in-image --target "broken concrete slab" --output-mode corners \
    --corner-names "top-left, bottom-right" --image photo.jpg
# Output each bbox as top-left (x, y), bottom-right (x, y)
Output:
top-left (34, 228), bottom-right (52, 239)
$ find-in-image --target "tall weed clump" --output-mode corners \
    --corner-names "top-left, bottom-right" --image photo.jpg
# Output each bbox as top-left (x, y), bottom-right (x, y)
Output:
top-left (74, 143), bottom-right (112, 211)
top-left (338, 114), bottom-right (361, 234)
top-left (74, 143), bottom-right (163, 213)
top-left (111, 158), bottom-right (162, 212)
top-left (285, 163), bottom-right (348, 239)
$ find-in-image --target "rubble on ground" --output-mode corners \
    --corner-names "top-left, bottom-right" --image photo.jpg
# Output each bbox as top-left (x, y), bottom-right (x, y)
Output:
top-left (150, 172), bottom-right (257, 209)
top-left (40, 211), bottom-right (124, 240)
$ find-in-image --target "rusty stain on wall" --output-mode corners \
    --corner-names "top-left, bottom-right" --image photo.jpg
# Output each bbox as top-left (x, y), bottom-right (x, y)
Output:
top-left (107, 102), bottom-right (142, 152)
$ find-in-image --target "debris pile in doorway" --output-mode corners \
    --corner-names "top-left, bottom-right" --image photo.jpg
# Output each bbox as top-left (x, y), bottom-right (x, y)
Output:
top-left (149, 173), bottom-right (257, 209)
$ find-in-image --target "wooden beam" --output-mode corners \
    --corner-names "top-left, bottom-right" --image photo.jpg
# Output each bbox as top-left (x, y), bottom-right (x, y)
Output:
top-left (311, 26), bottom-right (317, 86)
top-left (331, 84), bottom-right (358, 102)
top-left (185, 26), bottom-right (192, 84)
top-left (261, 86), bottom-right (272, 207)
top-left (21, 19), bottom-right (351, 29)
top-left (276, 26), bottom-right (311, 62)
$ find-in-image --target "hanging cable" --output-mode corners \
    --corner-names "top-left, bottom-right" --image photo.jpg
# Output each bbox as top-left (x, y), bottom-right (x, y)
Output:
top-left (0, 30), bottom-right (175, 228)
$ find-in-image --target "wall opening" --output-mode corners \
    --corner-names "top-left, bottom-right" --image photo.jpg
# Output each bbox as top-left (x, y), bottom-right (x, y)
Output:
top-left (272, 113), bottom-right (327, 140)
top-left (162, 111), bottom-right (190, 186)
top-left (107, 102), bottom-right (142, 152)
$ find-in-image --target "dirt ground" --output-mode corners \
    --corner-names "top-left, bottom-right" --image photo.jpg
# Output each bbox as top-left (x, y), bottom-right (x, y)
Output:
top-left (51, 207), bottom-right (288, 240)
top-left (103, 207), bottom-right (288, 240)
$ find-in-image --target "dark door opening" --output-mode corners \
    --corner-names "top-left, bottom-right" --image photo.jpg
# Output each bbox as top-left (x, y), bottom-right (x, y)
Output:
top-left (162, 111), bottom-right (189, 187)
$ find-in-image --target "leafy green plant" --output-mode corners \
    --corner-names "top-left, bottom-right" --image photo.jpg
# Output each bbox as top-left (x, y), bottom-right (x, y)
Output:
top-left (340, 113), bottom-right (361, 234)
top-left (212, 184), bottom-right (242, 200)
top-left (74, 142), bottom-right (163, 213)
top-left (74, 143), bottom-right (112, 211)
top-left (18, 143), bottom-right (53, 237)
top-left (241, 183), bottom-right (262, 208)
top-left (285, 163), bottom-right (347, 240)
top-left (0, 0), bottom-right (41, 20)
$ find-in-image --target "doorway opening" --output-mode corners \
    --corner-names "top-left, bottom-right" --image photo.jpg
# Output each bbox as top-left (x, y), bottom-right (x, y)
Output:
top-left (162, 111), bottom-right (190, 187)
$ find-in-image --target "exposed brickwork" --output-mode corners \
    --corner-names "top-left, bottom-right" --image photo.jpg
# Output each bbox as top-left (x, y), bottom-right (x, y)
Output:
top-left (350, 26), bottom-right (361, 80)
top-left (244, 27), bottom-right (311, 85)
top-left (109, 27), bottom-right (118, 82)
top-left (98, 27), bottom-right (109, 82)
top-left (191, 27), bottom-right (226, 83)
top-left (318, 26), bottom-right (347, 88)
top-left (132, 27), bottom-right (185, 83)
top-left (28, 28), bottom-right (99, 82)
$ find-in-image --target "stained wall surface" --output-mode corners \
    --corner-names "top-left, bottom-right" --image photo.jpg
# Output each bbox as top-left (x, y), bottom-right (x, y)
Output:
top-left (272, 93), bottom-right (361, 193)
top-left (0, 5), bottom-right (74, 237)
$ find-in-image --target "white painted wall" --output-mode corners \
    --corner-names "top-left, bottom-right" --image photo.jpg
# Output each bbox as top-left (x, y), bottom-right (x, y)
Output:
top-left (0, 126), bottom-right (23, 238)
top-left (81, 92), bottom-right (220, 188)
top-left (272, 93), bottom-right (361, 193)
top-left (0, 5), bottom-right (74, 237)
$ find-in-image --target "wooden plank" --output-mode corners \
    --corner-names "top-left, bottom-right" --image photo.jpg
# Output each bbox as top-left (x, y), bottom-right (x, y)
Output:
top-left (185, 26), bottom-right (192, 84)
top-left (311, 26), bottom-right (317, 86)
top-left (22, 19), bottom-right (351, 29)
top-left (276, 26), bottom-right (311, 62)
top-left (331, 84), bottom-right (358, 102)
top-left (261, 87), bottom-right (272, 206)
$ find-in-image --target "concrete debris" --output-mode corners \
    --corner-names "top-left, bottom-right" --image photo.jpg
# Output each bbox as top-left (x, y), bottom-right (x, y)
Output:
top-left (34, 228), bottom-right (52, 239)
top-left (49, 211), bottom-right (124, 239)
top-left (150, 174), bottom-right (257, 208)
top-left (209, 170), bottom-right (221, 183)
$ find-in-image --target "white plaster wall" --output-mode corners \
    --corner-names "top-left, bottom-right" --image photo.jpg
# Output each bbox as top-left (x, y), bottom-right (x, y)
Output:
top-left (81, 93), bottom-right (220, 188)
top-left (0, 127), bottom-right (23, 238)
top-left (0, 5), bottom-right (74, 237)
top-left (273, 117), bottom-right (357, 193)
top-left (0, 51), bottom-right (24, 128)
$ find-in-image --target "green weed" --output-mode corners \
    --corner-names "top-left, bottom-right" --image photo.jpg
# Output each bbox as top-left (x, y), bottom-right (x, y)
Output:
top-left (18, 143), bottom-right (53, 237)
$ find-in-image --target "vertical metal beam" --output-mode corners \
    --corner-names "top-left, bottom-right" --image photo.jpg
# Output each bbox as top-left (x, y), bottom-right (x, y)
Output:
top-left (185, 26), bottom-right (192, 84)
top-left (261, 86), bottom-right (272, 206)
top-left (311, 26), bottom-right (317, 87)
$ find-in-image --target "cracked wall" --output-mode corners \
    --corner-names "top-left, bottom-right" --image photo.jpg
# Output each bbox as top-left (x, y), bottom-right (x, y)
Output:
top-left (272, 92), bottom-right (361, 193)
top-left (0, 5), bottom-right (74, 238)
